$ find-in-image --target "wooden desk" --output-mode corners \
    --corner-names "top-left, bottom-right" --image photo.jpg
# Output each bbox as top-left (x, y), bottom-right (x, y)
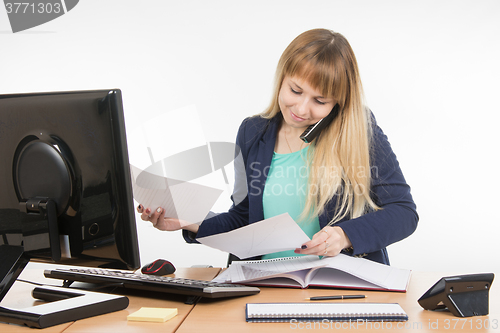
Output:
top-left (2, 268), bottom-right (498, 332)
top-left (62, 267), bottom-right (220, 333)
top-left (0, 264), bottom-right (220, 333)
top-left (177, 271), bottom-right (499, 333)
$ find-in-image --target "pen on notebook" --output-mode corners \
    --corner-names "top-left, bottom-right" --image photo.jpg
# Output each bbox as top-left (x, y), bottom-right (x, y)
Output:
top-left (305, 295), bottom-right (366, 301)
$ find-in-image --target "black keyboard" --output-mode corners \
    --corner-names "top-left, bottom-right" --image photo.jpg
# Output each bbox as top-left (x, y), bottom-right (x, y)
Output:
top-left (44, 268), bottom-right (260, 299)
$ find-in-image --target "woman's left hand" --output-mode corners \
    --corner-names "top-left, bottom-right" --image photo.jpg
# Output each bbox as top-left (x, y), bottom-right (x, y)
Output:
top-left (295, 226), bottom-right (352, 257)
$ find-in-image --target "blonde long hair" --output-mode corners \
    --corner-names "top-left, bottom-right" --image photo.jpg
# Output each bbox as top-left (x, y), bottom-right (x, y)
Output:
top-left (260, 29), bottom-right (380, 224)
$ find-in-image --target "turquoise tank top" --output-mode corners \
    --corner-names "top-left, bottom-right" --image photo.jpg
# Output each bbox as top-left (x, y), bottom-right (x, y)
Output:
top-left (261, 146), bottom-right (320, 259)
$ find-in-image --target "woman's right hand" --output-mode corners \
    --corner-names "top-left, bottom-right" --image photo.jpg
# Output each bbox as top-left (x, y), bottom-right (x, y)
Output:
top-left (137, 204), bottom-right (199, 233)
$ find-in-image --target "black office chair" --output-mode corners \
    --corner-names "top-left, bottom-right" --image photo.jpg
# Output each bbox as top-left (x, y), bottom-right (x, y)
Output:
top-left (227, 253), bottom-right (239, 267)
top-left (227, 253), bottom-right (261, 267)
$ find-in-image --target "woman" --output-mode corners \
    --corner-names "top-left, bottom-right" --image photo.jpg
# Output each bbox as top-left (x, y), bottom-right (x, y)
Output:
top-left (139, 28), bottom-right (418, 265)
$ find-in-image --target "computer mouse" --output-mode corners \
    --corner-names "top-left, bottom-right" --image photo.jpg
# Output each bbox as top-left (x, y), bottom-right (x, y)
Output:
top-left (141, 259), bottom-right (176, 275)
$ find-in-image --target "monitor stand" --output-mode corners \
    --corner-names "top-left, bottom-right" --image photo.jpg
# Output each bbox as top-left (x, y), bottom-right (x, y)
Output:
top-left (0, 245), bottom-right (129, 329)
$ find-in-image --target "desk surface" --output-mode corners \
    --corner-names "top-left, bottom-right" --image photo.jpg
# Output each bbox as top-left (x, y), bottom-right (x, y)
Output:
top-left (61, 267), bottom-right (221, 333)
top-left (1, 266), bottom-right (498, 333)
top-left (177, 271), bottom-right (499, 333)
top-left (0, 263), bottom-right (220, 333)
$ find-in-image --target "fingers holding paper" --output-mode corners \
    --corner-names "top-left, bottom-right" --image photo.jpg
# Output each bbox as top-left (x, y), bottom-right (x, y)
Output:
top-left (137, 204), bottom-right (164, 228)
top-left (295, 226), bottom-right (351, 257)
top-left (137, 204), bottom-right (199, 233)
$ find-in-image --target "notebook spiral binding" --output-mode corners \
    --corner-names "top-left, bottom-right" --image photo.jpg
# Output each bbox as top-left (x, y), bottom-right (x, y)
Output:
top-left (245, 303), bottom-right (409, 323)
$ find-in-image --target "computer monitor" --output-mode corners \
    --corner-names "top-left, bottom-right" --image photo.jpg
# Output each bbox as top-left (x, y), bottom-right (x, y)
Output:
top-left (0, 89), bottom-right (140, 328)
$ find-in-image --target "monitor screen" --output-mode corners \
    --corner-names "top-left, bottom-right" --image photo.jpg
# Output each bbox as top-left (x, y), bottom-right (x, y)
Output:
top-left (0, 89), bottom-right (140, 271)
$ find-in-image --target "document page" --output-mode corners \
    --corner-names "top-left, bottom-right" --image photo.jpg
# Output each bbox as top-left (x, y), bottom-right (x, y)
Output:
top-left (319, 255), bottom-right (411, 291)
top-left (212, 256), bottom-right (324, 283)
top-left (232, 256), bottom-right (323, 281)
top-left (197, 213), bottom-right (311, 259)
top-left (130, 164), bottom-right (223, 224)
top-left (213, 256), bottom-right (322, 285)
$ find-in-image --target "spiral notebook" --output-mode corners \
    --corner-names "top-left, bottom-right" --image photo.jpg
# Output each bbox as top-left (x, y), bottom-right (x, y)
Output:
top-left (245, 303), bottom-right (408, 322)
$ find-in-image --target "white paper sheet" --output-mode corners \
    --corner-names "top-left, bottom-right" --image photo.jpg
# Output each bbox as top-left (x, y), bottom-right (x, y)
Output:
top-left (212, 256), bottom-right (323, 283)
top-left (130, 164), bottom-right (223, 224)
top-left (197, 213), bottom-right (311, 259)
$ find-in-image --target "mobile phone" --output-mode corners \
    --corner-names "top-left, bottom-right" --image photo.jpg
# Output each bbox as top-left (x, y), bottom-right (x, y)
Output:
top-left (299, 104), bottom-right (339, 143)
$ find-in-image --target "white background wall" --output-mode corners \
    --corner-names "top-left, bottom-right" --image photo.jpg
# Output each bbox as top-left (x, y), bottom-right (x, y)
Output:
top-left (1, 0), bottom-right (499, 275)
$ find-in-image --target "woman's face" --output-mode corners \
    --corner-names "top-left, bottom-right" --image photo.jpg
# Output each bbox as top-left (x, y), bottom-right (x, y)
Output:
top-left (278, 75), bottom-right (335, 132)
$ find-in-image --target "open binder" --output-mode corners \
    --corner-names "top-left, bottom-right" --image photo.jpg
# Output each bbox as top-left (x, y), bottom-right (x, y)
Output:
top-left (214, 254), bottom-right (411, 292)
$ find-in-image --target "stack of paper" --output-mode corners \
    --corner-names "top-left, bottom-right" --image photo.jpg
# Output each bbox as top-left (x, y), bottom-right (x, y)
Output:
top-left (213, 254), bottom-right (411, 292)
